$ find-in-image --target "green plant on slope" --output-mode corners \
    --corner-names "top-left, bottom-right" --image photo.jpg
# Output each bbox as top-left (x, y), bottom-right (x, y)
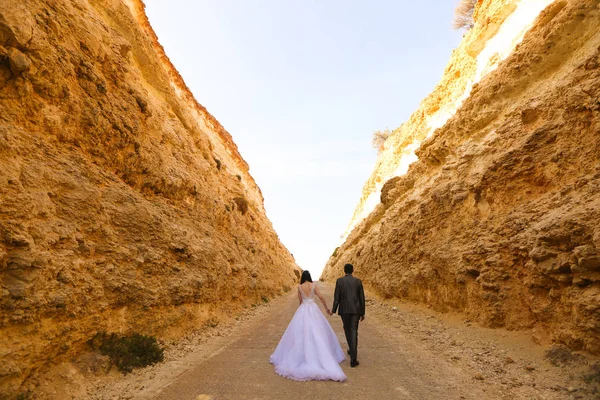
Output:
top-left (90, 332), bottom-right (164, 373)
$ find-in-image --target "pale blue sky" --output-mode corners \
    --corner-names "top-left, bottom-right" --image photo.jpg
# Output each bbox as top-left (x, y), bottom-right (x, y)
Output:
top-left (144, 1), bottom-right (463, 278)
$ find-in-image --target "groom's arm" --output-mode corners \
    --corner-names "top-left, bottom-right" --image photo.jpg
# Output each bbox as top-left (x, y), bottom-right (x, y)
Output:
top-left (359, 280), bottom-right (365, 319)
top-left (332, 279), bottom-right (340, 314)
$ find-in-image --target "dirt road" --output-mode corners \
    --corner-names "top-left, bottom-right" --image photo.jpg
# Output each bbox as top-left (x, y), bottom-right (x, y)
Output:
top-left (89, 285), bottom-right (597, 400)
top-left (154, 285), bottom-right (468, 400)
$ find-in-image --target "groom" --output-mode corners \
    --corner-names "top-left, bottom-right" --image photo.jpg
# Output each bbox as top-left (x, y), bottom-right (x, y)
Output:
top-left (332, 263), bottom-right (365, 367)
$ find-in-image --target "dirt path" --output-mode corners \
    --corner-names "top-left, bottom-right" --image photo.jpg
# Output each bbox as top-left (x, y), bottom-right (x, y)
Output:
top-left (88, 285), bottom-right (598, 400)
top-left (154, 285), bottom-right (469, 400)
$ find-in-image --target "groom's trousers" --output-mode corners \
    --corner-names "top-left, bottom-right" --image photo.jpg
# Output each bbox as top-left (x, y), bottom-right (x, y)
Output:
top-left (340, 314), bottom-right (360, 362)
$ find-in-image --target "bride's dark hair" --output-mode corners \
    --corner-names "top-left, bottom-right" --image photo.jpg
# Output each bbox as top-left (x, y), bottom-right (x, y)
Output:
top-left (300, 270), bottom-right (313, 284)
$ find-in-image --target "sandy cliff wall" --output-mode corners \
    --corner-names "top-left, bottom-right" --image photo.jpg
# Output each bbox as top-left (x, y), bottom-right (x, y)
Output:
top-left (342, 0), bottom-right (555, 239)
top-left (0, 0), bottom-right (298, 394)
top-left (323, 0), bottom-right (600, 355)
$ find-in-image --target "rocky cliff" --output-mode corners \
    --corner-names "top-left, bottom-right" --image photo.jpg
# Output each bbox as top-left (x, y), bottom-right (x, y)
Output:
top-left (323, 0), bottom-right (600, 355)
top-left (0, 0), bottom-right (298, 394)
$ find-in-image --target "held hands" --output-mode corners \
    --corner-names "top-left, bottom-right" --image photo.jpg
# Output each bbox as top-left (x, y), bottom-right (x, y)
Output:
top-left (326, 308), bottom-right (332, 316)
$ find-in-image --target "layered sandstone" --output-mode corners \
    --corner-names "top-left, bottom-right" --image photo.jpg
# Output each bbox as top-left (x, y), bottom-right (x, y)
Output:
top-left (323, 0), bottom-right (600, 355)
top-left (0, 0), bottom-right (298, 394)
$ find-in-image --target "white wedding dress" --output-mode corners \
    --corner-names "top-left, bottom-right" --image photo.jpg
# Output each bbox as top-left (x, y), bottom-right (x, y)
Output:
top-left (269, 283), bottom-right (347, 381)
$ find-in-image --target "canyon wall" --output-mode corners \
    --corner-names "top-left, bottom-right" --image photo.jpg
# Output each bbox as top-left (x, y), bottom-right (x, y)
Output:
top-left (0, 0), bottom-right (298, 394)
top-left (323, 0), bottom-right (600, 355)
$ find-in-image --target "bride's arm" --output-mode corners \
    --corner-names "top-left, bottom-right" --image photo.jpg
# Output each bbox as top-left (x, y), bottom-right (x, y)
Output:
top-left (298, 287), bottom-right (302, 305)
top-left (314, 284), bottom-right (331, 315)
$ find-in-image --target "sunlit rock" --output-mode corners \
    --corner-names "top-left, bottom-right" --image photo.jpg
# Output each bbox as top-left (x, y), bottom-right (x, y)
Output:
top-left (323, 0), bottom-right (600, 355)
top-left (0, 0), bottom-right (298, 395)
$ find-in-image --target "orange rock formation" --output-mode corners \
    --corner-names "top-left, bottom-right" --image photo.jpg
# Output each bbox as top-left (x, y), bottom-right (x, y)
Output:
top-left (0, 0), bottom-right (298, 394)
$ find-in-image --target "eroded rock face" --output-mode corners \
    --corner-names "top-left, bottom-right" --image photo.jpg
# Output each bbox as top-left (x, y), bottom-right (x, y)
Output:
top-left (0, 0), bottom-right (297, 393)
top-left (323, 0), bottom-right (600, 354)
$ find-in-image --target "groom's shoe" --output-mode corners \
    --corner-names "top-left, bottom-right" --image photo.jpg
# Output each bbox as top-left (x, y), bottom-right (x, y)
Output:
top-left (350, 359), bottom-right (359, 368)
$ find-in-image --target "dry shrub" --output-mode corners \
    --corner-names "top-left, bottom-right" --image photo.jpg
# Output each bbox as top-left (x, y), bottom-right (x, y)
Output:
top-left (372, 129), bottom-right (391, 153)
top-left (453, 0), bottom-right (477, 30)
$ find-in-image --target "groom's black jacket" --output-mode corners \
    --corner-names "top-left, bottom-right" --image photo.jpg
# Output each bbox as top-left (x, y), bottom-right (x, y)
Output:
top-left (332, 274), bottom-right (365, 316)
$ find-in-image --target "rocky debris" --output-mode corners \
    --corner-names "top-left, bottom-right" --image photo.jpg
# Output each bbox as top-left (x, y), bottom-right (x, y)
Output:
top-left (323, 0), bottom-right (600, 356)
top-left (7, 47), bottom-right (31, 74)
top-left (367, 295), bottom-right (600, 399)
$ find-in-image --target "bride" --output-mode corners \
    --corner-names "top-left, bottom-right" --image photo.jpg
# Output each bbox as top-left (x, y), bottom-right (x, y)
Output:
top-left (269, 271), bottom-right (347, 382)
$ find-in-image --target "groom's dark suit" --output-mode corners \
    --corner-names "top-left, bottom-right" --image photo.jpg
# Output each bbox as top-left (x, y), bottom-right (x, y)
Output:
top-left (332, 273), bottom-right (365, 365)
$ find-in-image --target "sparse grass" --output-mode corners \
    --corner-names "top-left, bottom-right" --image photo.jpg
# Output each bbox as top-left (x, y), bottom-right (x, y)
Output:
top-left (332, 247), bottom-right (339, 257)
top-left (206, 318), bottom-right (219, 328)
top-left (89, 332), bottom-right (164, 373)
top-left (453, 0), bottom-right (477, 30)
top-left (544, 345), bottom-right (585, 367)
top-left (261, 296), bottom-right (270, 303)
top-left (583, 362), bottom-right (600, 386)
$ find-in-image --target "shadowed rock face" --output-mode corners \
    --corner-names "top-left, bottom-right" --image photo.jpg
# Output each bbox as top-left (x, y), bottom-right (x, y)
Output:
top-left (0, 0), bottom-right (297, 393)
top-left (323, 0), bottom-right (600, 355)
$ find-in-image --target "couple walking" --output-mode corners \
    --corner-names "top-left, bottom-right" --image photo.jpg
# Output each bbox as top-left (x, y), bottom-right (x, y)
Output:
top-left (269, 263), bottom-right (366, 382)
